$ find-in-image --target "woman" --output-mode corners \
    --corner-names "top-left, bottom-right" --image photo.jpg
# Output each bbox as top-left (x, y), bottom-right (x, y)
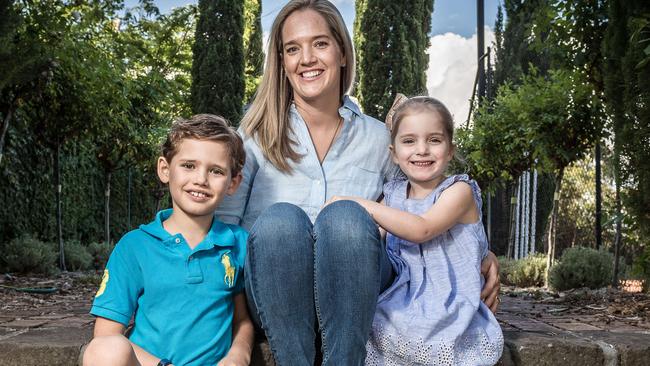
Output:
top-left (216, 1), bottom-right (500, 364)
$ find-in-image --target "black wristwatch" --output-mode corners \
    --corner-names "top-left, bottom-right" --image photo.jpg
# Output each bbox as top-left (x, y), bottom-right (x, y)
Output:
top-left (157, 359), bottom-right (172, 366)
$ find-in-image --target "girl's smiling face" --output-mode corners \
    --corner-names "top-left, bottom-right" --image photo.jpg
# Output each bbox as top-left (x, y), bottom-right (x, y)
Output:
top-left (391, 110), bottom-right (454, 193)
top-left (281, 9), bottom-right (345, 106)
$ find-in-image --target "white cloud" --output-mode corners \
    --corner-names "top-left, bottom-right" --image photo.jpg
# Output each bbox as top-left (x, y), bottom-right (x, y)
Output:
top-left (426, 27), bottom-right (495, 127)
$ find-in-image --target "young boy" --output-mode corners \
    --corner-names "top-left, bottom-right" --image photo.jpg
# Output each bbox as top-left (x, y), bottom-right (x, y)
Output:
top-left (83, 115), bottom-right (253, 366)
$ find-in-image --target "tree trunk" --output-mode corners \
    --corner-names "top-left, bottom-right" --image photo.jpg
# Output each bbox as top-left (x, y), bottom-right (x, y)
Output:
top-left (545, 169), bottom-right (564, 288)
top-left (127, 167), bottom-right (132, 230)
top-left (0, 106), bottom-right (14, 165)
top-left (612, 148), bottom-right (622, 287)
top-left (55, 141), bottom-right (66, 271)
top-left (105, 171), bottom-right (112, 246)
top-left (595, 142), bottom-right (602, 250)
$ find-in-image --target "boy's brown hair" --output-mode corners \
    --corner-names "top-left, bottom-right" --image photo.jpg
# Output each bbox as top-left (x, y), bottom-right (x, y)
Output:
top-left (161, 114), bottom-right (246, 176)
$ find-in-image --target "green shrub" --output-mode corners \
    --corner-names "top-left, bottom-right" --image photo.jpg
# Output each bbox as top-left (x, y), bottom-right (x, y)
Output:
top-left (498, 256), bottom-right (516, 286)
top-left (87, 241), bottom-right (112, 269)
top-left (0, 234), bottom-right (57, 274)
top-left (63, 240), bottom-right (93, 271)
top-left (549, 246), bottom-right (613, 291)
top-left (508, 254), bottom-right (547, 287)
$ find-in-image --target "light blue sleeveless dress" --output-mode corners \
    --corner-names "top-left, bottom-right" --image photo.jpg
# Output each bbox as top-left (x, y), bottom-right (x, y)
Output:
top-left (365, 175), bottom-right (503, 366)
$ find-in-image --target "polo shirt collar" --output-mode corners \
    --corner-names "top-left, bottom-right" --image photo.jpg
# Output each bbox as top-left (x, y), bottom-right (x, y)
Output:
top-left (140, 209), bottom-right (237, 250)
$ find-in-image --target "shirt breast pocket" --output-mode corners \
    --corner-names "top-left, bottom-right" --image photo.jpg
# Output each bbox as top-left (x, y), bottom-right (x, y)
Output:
top-left (345, 165), bottom-right (382, 200)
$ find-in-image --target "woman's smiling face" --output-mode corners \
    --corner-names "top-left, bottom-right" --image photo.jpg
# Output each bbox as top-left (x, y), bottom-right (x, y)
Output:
top-left (281, 9), bottom-right (345, 105)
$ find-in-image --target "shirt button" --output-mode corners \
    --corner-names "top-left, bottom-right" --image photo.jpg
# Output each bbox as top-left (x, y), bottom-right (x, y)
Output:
top-left (316, 180), bottom-right (321, 185)
top-left (175, 238), bottom-right (181, 244)
top-left (189, 255), bottom-right (193, 261)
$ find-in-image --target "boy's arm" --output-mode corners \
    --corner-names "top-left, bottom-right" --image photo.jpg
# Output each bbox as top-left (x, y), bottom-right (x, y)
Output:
top-left (218, 293), bottom-right (254, 366)
top-left (92, 317), bottom-right (168, 366)
top-left (92, 316), bottom-right (126, 337)
top-left (330, 182), bottom-right (477, 243)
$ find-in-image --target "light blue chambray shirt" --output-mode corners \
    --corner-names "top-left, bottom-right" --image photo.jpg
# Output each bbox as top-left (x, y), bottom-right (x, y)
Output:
top-left (216, 96), bottom-right (396, 230)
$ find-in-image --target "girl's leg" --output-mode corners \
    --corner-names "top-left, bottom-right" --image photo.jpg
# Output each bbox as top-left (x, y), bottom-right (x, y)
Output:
top-left (245, 202), bottom-right (317, 366)
top-left (313, 200), bottom-right (394, 366)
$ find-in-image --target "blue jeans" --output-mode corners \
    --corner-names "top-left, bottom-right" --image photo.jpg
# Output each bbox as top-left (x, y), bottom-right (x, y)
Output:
top-left (245, 201), bottom-right (394, 366)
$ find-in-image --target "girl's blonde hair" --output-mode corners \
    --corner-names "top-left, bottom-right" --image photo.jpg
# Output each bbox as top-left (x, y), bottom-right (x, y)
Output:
top-left (240, 0), bottom-right (355, 173)
top-left (390, 96), bottom-right (455, 145)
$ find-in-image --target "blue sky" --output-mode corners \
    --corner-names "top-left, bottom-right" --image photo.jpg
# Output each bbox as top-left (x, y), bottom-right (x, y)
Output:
top-left (126, 0), bottom-right (501, 37)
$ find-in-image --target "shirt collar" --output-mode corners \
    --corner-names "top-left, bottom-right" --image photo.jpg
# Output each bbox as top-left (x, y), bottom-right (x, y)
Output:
top-left (341, 95), bottom-right (362, 117)
top-left (140, 209), bottom-right (236, 249)
top-left (289, 95), bottom-right (363, 119)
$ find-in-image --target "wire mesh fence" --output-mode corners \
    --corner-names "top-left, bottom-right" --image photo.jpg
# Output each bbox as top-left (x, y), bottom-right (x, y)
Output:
top-left (486, 149), bottom-right (617, 261)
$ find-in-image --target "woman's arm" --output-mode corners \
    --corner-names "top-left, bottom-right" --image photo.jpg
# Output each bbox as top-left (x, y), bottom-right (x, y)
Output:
top-left (218, 293), bottom-right (254, 366)
top-left (332, 182), bottom-right (477, 243)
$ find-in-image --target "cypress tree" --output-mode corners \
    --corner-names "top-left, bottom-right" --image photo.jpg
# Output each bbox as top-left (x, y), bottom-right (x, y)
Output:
top-left (494, 0), bottom-right (553, 86)
top-left (356, 0), bottom-right (433, 121)
top-left (243, 0), bottom-right (263, 104)
top-left (603, 0), bottom-right (650, 239)
top-left (352, 0), bottom-right (367, 98)
top-left (493, 4), bottom-right (504, 70)
top-left (191, 0), bottom-right (244, 123)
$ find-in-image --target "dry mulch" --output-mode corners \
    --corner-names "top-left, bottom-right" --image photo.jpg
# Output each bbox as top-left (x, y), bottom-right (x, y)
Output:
top-left (2, 273), bottom-right (649, 326)
top-left (0, 272), bottom-right (100, 317)
top-left (503, 285), bottom-right (650, 328)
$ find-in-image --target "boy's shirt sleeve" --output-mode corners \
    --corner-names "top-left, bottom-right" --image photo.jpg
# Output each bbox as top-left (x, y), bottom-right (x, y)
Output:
top-left (232, 227), bottom-right (249, 294)
top-left (90, 235), bottom-right (144, 326)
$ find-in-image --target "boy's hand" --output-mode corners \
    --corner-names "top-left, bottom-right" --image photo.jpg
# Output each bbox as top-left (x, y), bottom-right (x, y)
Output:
top-left (217, 353), bottom-right (248, 366)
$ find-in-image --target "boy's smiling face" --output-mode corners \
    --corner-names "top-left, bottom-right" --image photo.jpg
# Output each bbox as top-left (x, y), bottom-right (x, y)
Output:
top-left (157, 138), bottom-right (241, 220)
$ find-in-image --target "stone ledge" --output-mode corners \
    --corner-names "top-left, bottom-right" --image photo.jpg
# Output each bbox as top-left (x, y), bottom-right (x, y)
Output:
top-left (1, 328), bottom-right (649, 365)
top-left (0, 327), bottom-right (92, 366)
top-left (497, 330), bottom-right (650, 366)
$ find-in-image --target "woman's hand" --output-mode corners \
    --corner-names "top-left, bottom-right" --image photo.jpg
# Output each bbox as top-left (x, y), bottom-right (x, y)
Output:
top-left (480, 251), bottom-right (500, 313)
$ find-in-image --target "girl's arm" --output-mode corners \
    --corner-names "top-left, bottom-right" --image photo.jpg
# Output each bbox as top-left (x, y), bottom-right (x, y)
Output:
top-left (218, 293), bottom-right (254, 366)
top-left (332, 181), bottom-right (477, 243)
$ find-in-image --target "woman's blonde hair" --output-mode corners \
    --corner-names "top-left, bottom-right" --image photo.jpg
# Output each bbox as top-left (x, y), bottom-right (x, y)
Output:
top-left (241, 0), bottom-right (355, 173)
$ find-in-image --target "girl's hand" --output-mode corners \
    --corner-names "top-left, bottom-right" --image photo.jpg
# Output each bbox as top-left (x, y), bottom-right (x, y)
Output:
top-left (325, 195), bottom-right (353, 206)
top-left (480, 251), bottom-right (500, 314)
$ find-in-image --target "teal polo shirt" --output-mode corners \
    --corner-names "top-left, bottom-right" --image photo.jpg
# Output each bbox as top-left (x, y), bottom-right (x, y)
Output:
top-left (90, 209), bottom-right (248, 365)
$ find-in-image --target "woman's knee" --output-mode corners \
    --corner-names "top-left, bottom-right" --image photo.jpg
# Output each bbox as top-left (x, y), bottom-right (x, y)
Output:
top-left (250, 203), bottom-right (311, 242)
top-left (247, 202), bottom-right (315, 275)
top-left (315, 200), bottom-right (380, 252)
top-left (82, 335), bottom-right (135, 366)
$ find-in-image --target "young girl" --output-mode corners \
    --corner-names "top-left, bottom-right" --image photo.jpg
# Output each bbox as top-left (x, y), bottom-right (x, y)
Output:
top-left (330, 96), bottom-right (503, 365)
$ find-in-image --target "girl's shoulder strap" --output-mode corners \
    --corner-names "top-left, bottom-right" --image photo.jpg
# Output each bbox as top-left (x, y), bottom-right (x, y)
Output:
top-left (436, 174), bottom-right (483, 212)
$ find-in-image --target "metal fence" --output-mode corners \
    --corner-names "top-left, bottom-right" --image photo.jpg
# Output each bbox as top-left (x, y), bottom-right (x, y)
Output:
top-left (485, 149), bottom-right (616, 260)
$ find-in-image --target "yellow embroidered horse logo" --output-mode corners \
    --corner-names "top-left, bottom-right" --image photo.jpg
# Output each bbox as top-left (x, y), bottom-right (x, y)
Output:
top-left (221, 253), bottom-right (235, 288)
top-left (95, 269), bottom-right (109, 297)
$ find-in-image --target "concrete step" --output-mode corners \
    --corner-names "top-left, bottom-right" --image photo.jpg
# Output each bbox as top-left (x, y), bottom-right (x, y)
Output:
top-left (1, 327), bottom-right (649, 365)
